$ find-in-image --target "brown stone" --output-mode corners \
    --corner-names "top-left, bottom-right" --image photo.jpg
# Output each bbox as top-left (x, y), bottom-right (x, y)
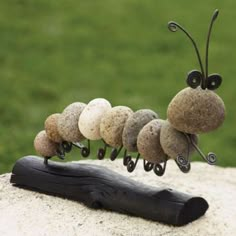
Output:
top-left (137, 119), bottom-right (166, 164)
top-left (160, 121), bottom-right (198, 159)
top-left (34, 130), bottom-right (58, 157)
top-left (57, 102), bottom-right (86, 142)
top-left (45, 113), bottom-right (63, 143)
top-left (122, 109), bottom-right (158, 152)
top-left (100, 106), bottom-right (133, 147)
top-left (167, 87), bottom-right (225, 134)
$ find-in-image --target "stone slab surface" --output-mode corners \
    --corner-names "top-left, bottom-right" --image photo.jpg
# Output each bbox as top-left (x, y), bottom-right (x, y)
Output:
top-left (0, 159), bottom-right (236, 236)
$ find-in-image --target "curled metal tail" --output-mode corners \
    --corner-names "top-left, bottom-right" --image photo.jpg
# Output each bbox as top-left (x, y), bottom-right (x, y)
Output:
top-left (110, 146), bottom-right (123, 161)
top-left (153, 159), bottom-right (167, 176)
top-left (189, 135), bottom-right (217, 165)
top-left (143, 159), bottom-right (154, 172)
top-left (127, 153), bottom-right (140, 173)
top-left (175, 133), bottom-right (191, 173)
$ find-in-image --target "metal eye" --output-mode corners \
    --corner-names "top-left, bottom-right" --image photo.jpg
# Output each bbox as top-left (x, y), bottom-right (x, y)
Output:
top-left (206, 74), bottom-right (222, 90)
top-left (186, 70), bottom-right (203, 88)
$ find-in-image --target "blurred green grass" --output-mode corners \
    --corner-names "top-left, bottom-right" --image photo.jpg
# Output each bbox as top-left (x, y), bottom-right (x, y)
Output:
top-left (0, 0), bottom-right (235, 173)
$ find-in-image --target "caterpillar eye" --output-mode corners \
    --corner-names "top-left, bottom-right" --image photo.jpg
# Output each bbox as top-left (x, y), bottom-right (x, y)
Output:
top-left (206, 74), bottom-right (222, 90)
top-left (186, 70), bottom-right (203, 88)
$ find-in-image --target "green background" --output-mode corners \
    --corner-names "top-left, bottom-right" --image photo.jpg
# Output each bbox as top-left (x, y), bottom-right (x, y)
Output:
top-left (0, 0), bottom-right (235, 173)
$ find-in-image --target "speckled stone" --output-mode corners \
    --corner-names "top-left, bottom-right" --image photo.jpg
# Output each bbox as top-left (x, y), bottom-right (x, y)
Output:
top-left (100, 106), bottom-right (133, 147)
top-left (44, 113), bottom-right (63, 143)
top-left (137, 119), bottom-right (166, 164)
top-left (122, 109), bottom-right (158, 152)
top-left (79, 98), bottom-right (112, 140)
top-left (167, 87), bottom-right (225, 134)
top-left (57, 102), bottom-right (86, 142)
top-left (160, 121), bottom-right (198, 159)
top-left (34, 130), bottom-right (58, 157)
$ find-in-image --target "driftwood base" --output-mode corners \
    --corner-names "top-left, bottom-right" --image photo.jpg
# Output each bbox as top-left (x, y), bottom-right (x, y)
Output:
top-left (10, 156), bottom-right (208, 226)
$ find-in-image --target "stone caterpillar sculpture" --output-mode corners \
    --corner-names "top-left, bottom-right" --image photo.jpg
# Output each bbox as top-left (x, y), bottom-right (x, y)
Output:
top-left (34, 9), bottom-right (225, 176)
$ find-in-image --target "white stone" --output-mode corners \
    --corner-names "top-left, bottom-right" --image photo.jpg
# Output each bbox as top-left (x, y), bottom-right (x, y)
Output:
top-left (78, 98), bottom-right (112, 140)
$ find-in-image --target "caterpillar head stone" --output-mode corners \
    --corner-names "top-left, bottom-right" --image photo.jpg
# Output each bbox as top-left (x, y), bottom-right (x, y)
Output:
top-left (167, 87), bottom-right (225, 134)
top-left (167, 9), bottom-right (225, 134)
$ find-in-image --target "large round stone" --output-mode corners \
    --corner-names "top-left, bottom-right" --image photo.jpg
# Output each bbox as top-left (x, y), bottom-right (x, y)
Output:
top-left (122, 109), bottom-right (158, 152)
top-left (34, 130), bottom-right (58, 157)
top-left (100, 106), bottom-right (133, 147)
top-left (167, 87), bottom-right (225, 134)
top-left (137, 119), bottom-right (166, 164)
top-left (57, 102), bottom-right (86, 142)
top-left (45, 113), bottom-right (63, 143)
top-left (160, 121), bottom-right (198, 159)
top-left (79, 98), bottom-right (112, 140)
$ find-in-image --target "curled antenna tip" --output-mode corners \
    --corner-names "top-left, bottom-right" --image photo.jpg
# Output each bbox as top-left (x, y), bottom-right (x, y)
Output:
top-left (168, 21), bottom-right (178, 32)
top-left (213, 9), bottom-right (219, 21)
top-left (167, 19), bottom-right (205, 77)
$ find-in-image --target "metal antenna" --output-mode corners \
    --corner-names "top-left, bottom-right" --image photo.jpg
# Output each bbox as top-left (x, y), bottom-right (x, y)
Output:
top-left (204, 9), bottom-right (219, 89)
top-left (168, 21), bottom-right (205, 78)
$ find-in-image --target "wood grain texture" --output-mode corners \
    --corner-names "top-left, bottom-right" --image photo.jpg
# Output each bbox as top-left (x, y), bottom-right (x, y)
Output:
top-left (10, 156), bottom-right (208, 226)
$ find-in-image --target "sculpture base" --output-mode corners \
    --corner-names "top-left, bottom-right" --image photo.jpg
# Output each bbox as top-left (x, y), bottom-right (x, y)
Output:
top-left (10, 156), bottom-right (208, 226)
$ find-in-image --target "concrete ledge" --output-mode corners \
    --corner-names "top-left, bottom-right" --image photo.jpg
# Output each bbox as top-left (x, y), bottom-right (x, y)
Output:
top-left (0, 159), bottom-right (236, 236)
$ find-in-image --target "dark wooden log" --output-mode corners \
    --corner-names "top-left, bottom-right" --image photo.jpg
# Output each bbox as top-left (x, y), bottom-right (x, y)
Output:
top-left (10, 156), bottom-right (208, 226)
